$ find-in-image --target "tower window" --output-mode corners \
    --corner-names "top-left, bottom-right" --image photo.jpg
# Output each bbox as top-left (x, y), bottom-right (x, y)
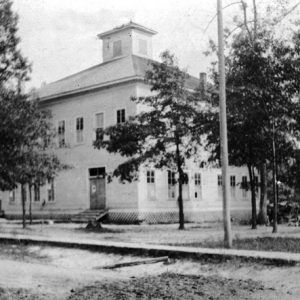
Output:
top-left (139, 39), bottom-right (147, 55)
top-left (113, 40), bottom-right (122, 57)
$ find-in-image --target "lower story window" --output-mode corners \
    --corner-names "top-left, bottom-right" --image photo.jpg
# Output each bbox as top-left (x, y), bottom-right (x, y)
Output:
top-left (47, 179), bottom-right (55, 202)
top-left (34, 184), bottom-right (40, 202)
top-left (218, 175), bottom-right (222, 186)
top-left (147, 170), bottom-right (155, 183)
top-left (9, 190), bottom-right (15, 202)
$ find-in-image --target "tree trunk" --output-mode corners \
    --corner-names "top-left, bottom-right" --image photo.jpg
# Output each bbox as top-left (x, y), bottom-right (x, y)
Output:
top-left (177, 169), bottom-right (184, 230)
top-left (175, 132), bottom-right (184, 230)
top-left (248, 164), bottom-right (257, 229)
top-left (29, 183), bottom-right (32, 225)
top-left (272, 123), bottom-right (278, 233)
top-left (21, 184), bottom-right (26, 229)
top-left (258, 163), bottom-right (268, 225)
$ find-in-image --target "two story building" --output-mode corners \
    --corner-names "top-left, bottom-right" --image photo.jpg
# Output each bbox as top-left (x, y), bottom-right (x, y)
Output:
top-left (1, 22), bottom-right (255, 223)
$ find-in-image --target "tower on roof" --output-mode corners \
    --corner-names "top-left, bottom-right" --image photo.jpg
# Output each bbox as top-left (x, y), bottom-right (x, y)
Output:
top-left (97, 21), bottom-right (157, 62)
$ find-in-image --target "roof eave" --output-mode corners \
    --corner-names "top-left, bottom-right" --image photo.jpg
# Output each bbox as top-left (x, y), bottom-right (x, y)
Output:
top-left (38, 75), bottom-right (145, 103)
top-left (98, 24), bottom-right (157, 39)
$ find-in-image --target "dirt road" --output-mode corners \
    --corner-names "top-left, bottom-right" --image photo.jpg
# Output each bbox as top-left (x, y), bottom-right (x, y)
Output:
top-left (0, 243), bottom-right (299, 299)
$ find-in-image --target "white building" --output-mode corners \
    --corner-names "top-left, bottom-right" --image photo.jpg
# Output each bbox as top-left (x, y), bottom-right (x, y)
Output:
top-left (0, 22), bottom-right (255, 223)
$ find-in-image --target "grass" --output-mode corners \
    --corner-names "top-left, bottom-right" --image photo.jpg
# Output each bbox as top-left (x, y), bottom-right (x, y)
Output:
top-left (168, 237), bottom-right (300, 253)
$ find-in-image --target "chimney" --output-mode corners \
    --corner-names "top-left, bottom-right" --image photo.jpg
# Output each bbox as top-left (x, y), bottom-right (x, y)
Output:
top-left (199, 72), bottom-right (207, 90)
top-left (199, 72), bottom-right (207, 99)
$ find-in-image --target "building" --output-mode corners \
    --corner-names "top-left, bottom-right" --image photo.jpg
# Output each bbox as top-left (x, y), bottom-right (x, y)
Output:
top-left (0, 22), bottom-right (255, 223)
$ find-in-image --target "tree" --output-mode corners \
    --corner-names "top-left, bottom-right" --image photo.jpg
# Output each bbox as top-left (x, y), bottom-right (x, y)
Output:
top-left (0, 0), bottom-right (30, 90)
top-left (0, 0), bottom-right (64, 228)
top-left (0, 90), bottom-right (64, 228)
top-left (202, 27), bottom-right (300, 230)
top-left (94, 51), bottom-right (204, 230)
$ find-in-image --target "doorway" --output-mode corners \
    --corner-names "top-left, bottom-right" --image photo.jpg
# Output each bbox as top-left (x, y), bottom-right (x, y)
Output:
top-left (89, 167), bottom-right (106, 210)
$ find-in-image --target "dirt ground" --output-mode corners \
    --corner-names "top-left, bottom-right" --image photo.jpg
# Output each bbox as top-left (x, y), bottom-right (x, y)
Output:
top-left (1, 220), bottom-right (300, 247)
top-left (0, 242), bottom-right (299, 300)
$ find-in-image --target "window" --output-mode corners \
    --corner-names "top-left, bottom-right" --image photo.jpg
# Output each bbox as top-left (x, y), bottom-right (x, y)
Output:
top-left (113, 40), bottom-right (122, 57)
top-left (89, 167), bottom-right (105, 178)
top-left (76, 117), bottom-right (84, 143)
top-left (117, 109), bottom-right (126, 124)
top-left (182, 173), bottom-right (189, 184)
top-left (58, 120), bottom-right (65, 147)
top-left (47, 179), bottom-right (55, 202)
top-left (168, 171), bottom-right (176, 185)
top-left (9, 190), bottom-right (15, 202)
top-left (147, 170), bottom-right (155, 183)
top-left (230, 175), bottom-right (236, 187)
top-left (34, 184), bottom-right (40, 202)
top-left (241, 176), bottom-right (247, 188)
top-left (194, 173), bottom-right (201, 186)
top-left (139, 39), bottom-right (147, 55)
top-left (95, 113), bottom-right (104, 129)
top-left (95, 113), bottom-right (104, 140)
top-left (217, 175), bottom-right (222, 186)
top-left (194, 173), bottom-right (202, 200)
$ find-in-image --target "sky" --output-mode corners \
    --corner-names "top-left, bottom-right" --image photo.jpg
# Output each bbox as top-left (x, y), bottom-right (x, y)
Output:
top-left (12, 0), bottom-right (300, 91)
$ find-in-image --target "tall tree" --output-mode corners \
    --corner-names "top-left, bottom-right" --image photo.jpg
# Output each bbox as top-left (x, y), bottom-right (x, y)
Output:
top-left (94, 51), bottom-right (204, 230)
top-left (0, 0), bottom-right (63, 228)
top-left (0, 0), bottom-right (30, 90)
top-left (202, 27), bottom-right (300, 230)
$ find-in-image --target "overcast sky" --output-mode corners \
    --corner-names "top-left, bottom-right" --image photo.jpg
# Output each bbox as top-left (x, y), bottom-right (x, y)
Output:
top-left (12, 0), bottom-right (299, 90)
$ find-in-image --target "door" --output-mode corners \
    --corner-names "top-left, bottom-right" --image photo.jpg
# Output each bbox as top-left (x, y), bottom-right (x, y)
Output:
top-left (89, 168), bottom-right (106, 210)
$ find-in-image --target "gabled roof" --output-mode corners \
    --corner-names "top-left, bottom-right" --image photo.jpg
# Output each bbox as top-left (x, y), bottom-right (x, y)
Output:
top-left (37, 55), bottom-right (200, 101)
top-left (97, 21), bottom-right (157, 39)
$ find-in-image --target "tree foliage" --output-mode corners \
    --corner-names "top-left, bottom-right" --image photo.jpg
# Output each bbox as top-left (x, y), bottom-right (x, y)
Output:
top-left (0, 0), bottom-right (30, 89)
top-left (94, 51), bottom-right (204, 229)
top-left (202, 22), bottom-right (300, 228)
top-left (0, 0), bottom-right (63, 227)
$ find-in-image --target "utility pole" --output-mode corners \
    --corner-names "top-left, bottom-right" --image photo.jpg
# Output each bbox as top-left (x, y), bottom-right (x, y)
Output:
top-left (272, 121), bottom-right (278, 233)
top-left (217, 0), bottom-right (232, 248)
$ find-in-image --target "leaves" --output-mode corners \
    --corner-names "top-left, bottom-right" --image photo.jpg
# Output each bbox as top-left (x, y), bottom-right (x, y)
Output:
top-left (93, 50), bottom-right (205, 182)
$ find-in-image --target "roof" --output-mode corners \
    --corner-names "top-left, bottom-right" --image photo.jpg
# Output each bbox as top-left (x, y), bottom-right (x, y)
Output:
top-left (97, 21), bottom-right (157, 39)
top-left (37, 55), bottom-right (200, 101)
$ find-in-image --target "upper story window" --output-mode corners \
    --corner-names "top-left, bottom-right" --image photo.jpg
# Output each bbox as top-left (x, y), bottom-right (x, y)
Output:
top-left (147, 170), bottom-right (155, 184)
top-left (113, 40), bottom-right (122, 57)
top-left (95, 112), bottom-right (104, 140)
top-left (194, 173), bottom-right (201, 186)
top-left (230, 175), bottom-right (236, 187)
top-left (58, 120), bottom-right (65, 147)
top-left (139, 39), bottom-right (147, 55)
top-left (242, 176), bottom-right (247, 189)
top-left (117, 109), bottom-right (126, 124)
top-left (76, 117), bottom-right (84, 143)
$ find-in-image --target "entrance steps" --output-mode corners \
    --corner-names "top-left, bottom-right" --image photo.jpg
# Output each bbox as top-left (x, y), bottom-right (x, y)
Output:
top-left (71, 209), bottom-right (108, 223)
